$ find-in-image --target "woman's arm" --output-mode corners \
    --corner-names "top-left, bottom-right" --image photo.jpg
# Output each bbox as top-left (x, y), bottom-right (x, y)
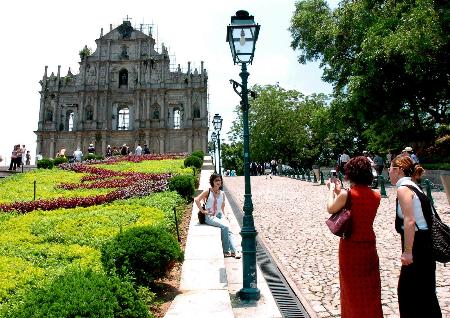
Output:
top-left (397, 186), bottom-right (416, 266)
top-left (326, 182), bottom-right (348, 214)
top-left (221, 192), bottom-right (226, 214)
top-left (194, 189), bottom-right (209, 214)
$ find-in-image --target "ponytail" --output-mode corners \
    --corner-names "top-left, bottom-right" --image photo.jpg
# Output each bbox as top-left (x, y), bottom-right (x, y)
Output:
top-left (411, 163), bottom-right (425, 182)
top-left (391, 155), bottom-right (425, 182)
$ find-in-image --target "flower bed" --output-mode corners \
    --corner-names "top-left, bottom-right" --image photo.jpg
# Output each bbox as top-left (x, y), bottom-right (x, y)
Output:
top-left (0, 157), bottom-right (189, 214)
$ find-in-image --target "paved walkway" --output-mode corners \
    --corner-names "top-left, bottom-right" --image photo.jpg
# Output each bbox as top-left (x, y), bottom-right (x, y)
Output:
top-left (165, 159), bottom-right (282, 317)
top-left (224, 175), bottom-right (450, 318)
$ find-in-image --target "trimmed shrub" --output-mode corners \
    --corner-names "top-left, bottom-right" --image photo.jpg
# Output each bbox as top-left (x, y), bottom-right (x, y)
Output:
top-left (101, 225), bottom-right (183, 286)
top-left (53, 156), bottom-right (68, 166)
top-left (168, 175), bottom-right (195, 199)
top-left (184, 155), bottom-right (202, 169)
top-left (2, 269), bottom-right (151, 318)
top-left (37, 159), bottom-right (54, 169)
top-left (191, 150), bottom-right (205, 160)
top-left (85, 154), bottom-right (97, 161)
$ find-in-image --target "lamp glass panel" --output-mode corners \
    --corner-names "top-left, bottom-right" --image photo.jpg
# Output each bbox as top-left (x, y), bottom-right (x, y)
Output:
top-left (231, 27), bottom-right (255, 63)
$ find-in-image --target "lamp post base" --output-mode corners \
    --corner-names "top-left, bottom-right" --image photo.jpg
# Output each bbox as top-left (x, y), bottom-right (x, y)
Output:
top-left (238, 287), bottom-right (261, 301)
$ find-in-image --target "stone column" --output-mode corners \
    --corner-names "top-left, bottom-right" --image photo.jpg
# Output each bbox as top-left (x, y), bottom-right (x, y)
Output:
top-left (49, 137), bottom-right (56, 159)
top-left (188, 135), bottom-right (193, 153)
top-left (36, 135), bottom-right (42, 158)
top-left (101, 132), bottom-right (107, 156)
top-left (145, 131), bottom-right (150, 149)
top-left (202, 131), bottom-right (207, 153)
top-left (159, 135), bottom-right (165, 154)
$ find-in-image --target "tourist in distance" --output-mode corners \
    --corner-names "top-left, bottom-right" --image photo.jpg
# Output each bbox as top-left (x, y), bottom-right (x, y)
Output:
top-left (389, 155), bottom-right (441, 317)
top-left (326, 156), bottom-right (383, 317)
top-left (194, 173), bottom-right (241, 259)
top-left (73, 148), bottom-right (83, 162)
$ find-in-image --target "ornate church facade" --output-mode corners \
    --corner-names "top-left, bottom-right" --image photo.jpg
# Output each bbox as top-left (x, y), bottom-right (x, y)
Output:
top-left (35, 20), bottom-right (208, 158)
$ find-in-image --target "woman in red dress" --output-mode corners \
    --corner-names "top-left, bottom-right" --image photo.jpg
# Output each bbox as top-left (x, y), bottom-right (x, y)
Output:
top-left (327, 156), bottom-right (383, 318)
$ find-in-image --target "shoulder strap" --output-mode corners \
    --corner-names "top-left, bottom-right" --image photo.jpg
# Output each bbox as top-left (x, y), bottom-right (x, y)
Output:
top-left (401, 185), bottom-right (433, 230)
top-left (344, 189), bottom-right (351, 209)
top-left (204, 188), bottom-right (211, 203)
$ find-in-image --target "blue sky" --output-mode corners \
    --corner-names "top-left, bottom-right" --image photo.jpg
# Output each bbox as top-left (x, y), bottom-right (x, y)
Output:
top-left (0, 0), bottom-right (338, 164)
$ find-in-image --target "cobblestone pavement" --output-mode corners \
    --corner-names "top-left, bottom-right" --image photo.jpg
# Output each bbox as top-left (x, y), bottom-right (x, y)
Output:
top-left (224, 175), bottom-right (450, 318)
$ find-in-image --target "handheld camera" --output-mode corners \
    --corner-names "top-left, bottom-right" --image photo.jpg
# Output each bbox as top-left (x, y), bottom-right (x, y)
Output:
top-left (330, 169), bottom-right (337, 182)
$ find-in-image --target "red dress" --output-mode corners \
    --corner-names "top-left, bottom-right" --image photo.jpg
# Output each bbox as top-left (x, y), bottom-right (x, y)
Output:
top-left (339, 185), bottom-right (383, 318)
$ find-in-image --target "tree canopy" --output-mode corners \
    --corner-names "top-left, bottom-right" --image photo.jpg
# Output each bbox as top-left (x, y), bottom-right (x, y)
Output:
top-left (290, 0), bottom-right (449, 151)
top-left (228, 84), bottom-right (340, 168)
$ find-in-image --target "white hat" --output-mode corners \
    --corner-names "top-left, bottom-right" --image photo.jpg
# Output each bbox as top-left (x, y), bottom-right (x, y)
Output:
top-left (403, 146), bottom-right (413, 152)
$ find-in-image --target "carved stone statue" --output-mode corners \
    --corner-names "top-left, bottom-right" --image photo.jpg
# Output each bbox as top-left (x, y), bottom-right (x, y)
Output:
top-left (121, 45), bottom-right (129, 59)
top-left (153, 107), bottom-right (159, 119)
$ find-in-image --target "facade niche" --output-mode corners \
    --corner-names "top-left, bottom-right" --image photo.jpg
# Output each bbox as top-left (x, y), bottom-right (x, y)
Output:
top-left (119, 69), bottom-right (128, 87)
top-left (193, 105), bottom-right (200, 119)
top-left (45, 108), bottom-right (53, 122)
top-left (85, 105), bottom-right (93, 121)
top-left (152, 104), bottom-right (160, 119)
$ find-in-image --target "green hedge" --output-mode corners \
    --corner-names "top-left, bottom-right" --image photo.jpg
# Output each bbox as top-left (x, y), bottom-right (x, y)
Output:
top-left (101, 225), bottom-right (183, 286)
top-left (1, 269), bottom-right (151, 318)
top-left (37, 159), bottom-right (54, 169)
top-left (53, 156), bottom-right (68, 166)
top-left (183, 155), bottom-right (202, 169)
top-left (191, 151), bottom-right (205, 160)
top-left (168, 175), bottom-right (195, 200)
top-left (422, 163), bottom-right (450, 170)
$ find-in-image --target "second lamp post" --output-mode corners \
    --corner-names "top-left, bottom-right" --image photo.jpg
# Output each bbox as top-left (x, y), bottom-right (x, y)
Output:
top-left (212, 114), bottom-right (223, 175)
top-left (211, 131), bottom-right (218, 173)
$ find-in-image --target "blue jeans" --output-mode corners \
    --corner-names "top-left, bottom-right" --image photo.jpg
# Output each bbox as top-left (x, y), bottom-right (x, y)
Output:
top-left (205, 212), bottom-right (237, 254)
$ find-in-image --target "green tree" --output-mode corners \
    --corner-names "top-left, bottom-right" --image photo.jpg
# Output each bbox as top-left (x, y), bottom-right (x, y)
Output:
top-left (228, 84), bottom-right (340, 168)
top-left (221, 142), bottom-right (244, 175)
top-left (290, 0), bottom-right (449, 151)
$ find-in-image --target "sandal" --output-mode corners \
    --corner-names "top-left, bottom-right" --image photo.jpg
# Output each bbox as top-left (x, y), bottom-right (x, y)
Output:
top-left (231, 251), bottom-right (242, 259)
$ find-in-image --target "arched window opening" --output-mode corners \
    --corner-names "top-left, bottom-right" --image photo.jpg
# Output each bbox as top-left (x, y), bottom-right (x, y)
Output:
top-left (118, 107), bottom-right (129, 130)
top-left (119, 69), bottom-right (128, 87)
top-left (85, 105), bottom-right (93, 121)
top-left (68, 112), bottom-right (74, 131)
top-left (173, 108), bottom-right (181, 129)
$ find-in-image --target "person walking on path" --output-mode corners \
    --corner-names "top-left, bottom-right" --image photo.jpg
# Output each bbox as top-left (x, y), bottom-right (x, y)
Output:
top-left (338, 150), bottom-right (350, 173)
top-left (389, 155), bottom-right (442, 317)
top-left (373, 153), bottom-right (384, 176)
top-left (195, 173), bottom-right (241, 259)
top-left (326, 156), bottom-right (383, 318)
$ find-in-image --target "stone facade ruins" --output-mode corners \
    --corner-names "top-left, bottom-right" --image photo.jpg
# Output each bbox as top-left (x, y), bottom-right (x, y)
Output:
top-left (35, 20), bottom-right (208, 158)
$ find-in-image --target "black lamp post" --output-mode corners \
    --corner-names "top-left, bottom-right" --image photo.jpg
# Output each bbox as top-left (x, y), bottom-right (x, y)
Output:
top-left (211, 131), bottom-right (218, 173)
top-left (226, 9), bottom-right (260, 301)
top-left (212, 114), bottom-right (223, 175)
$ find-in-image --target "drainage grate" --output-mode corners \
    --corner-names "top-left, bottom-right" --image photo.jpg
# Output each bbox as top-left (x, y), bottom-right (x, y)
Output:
top-left (224, 186), bottom-right (310, 318)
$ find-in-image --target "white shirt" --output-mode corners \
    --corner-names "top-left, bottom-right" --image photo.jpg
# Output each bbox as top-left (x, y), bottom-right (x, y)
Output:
top-left (135, 146), bottom-right (142, 155)
top-left (73, 150), bottom-right (83, 162)
top-left (396, 177), bottom-right (428, 230)
top-left (205, 189), bottom-right (225, 216)
top-left (339, 153), bottom-right (350, 163)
